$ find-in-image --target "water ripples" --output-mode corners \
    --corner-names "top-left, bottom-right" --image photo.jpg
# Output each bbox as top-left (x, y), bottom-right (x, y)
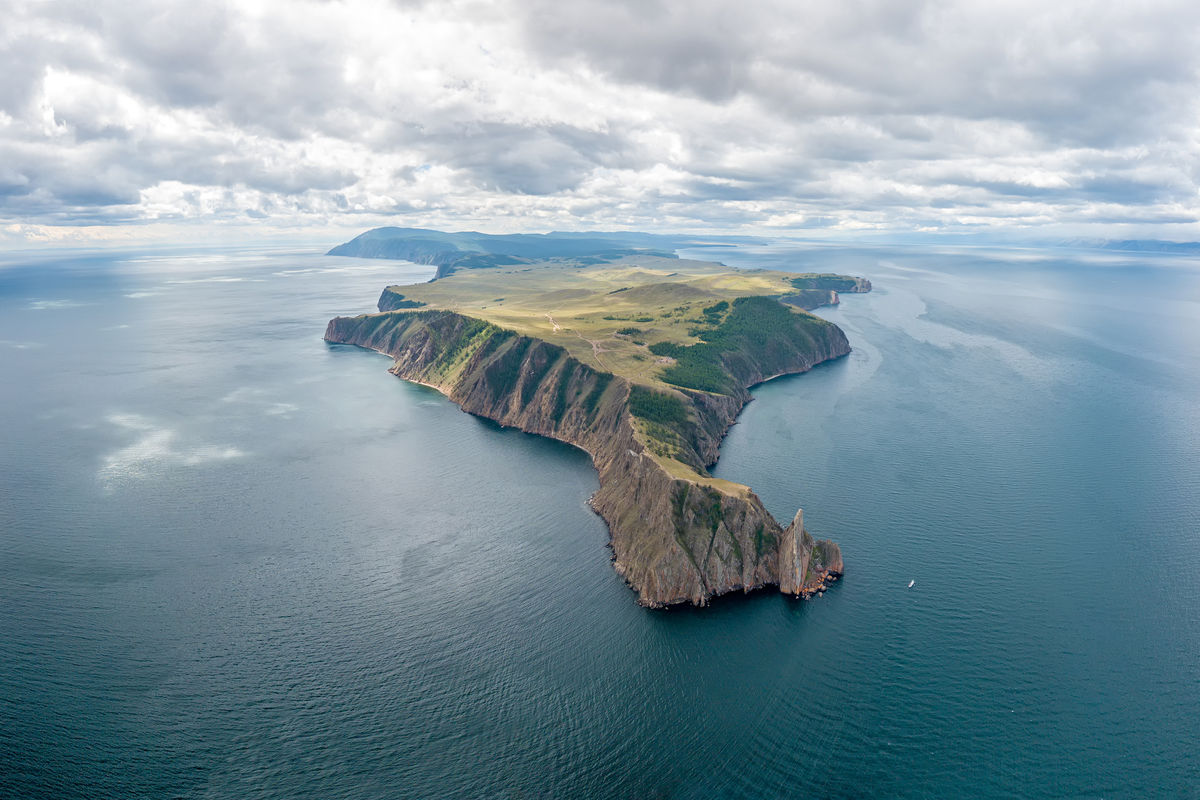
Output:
top-left (3, 244), bottom-right (1200, 797)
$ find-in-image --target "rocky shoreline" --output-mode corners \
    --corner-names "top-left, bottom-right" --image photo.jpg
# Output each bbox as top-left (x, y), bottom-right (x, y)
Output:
top-left (325, 302), bottom-right (849, 607)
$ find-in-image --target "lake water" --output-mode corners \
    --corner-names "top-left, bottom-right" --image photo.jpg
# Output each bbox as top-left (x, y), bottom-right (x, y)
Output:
top-left (1, 240), bottom-right (1198, 798)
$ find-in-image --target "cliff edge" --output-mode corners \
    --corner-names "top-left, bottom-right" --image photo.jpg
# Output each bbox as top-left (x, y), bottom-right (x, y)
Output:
top-left (324, 299), bottom-right (850, 607)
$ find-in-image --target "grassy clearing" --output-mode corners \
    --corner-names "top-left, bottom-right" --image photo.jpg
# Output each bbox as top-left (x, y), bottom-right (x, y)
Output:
top-left (380, 254), bottom-right (812, 387)
top-left (377, 254), bottom-right (859, 496)
top-left (648, 451), bottom-right (753, 497)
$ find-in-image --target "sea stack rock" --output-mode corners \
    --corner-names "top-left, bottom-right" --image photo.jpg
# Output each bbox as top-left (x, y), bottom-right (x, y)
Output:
top-left (777, 510), bottom-right (844, 597)
top-left (815, 539), bottom-right (844, 575)
top-left (323, 249), bottom-right (870, 607)
top-left (778, 509), bottom-right (809, 596)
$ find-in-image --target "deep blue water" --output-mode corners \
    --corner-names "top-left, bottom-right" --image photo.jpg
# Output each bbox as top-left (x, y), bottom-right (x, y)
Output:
top-left (1, 241), bottom-right (1198, 798)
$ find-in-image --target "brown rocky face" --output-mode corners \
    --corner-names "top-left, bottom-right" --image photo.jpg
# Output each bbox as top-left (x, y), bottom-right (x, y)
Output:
top-left (325, 305), bottom-right (849, 607)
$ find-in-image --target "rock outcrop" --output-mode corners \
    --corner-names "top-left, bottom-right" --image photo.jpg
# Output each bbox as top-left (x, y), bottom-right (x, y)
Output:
top-left (324, 303), bottom-right (848, 607)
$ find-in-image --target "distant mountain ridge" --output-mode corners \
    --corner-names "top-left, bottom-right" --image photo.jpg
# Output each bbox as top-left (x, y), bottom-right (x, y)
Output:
top-left (329, 228), bottom-right (683, 279)
top-left (1098, 240), bottom-right (1200, 254)
top-left (1053, 238), bottom-right (1200, 255)
top-left (326, 227), bottom-right (765, 279)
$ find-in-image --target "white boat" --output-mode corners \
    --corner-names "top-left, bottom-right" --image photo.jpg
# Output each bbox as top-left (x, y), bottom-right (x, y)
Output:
top-left (908, 580), bottom-right (915, 588)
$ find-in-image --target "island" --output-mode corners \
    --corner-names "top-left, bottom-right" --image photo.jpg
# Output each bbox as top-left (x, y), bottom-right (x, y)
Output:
top-left (324, 228), bottom-right (871, 607)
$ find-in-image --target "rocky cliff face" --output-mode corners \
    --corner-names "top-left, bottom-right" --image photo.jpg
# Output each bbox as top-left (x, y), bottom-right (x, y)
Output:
top-left (324, 304), bottom-right (848, 607)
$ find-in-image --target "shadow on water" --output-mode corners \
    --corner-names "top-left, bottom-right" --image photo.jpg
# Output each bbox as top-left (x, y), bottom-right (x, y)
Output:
top-left (645, 579), bottom-right (838, 623)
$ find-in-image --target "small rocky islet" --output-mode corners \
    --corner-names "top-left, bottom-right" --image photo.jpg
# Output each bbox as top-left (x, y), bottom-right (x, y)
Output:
top-left (324, 228), bottom-right (869, 607)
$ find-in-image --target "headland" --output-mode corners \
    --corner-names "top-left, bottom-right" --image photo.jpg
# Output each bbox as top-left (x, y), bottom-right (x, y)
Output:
top-left (324, 228), bottom-right (870, 607)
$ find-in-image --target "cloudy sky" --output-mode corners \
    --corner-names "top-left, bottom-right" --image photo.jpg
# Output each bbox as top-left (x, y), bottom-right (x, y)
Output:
top-left (3, 0), bottom-right (1200, 244)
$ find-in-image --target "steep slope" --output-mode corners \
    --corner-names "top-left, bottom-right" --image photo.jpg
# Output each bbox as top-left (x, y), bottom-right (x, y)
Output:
top-left (324, 302), bottom-right (850, 607)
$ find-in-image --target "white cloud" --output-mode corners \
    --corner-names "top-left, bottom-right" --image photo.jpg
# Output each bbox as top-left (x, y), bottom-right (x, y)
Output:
top-left (0, 0), bottom-right (1198, 240)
